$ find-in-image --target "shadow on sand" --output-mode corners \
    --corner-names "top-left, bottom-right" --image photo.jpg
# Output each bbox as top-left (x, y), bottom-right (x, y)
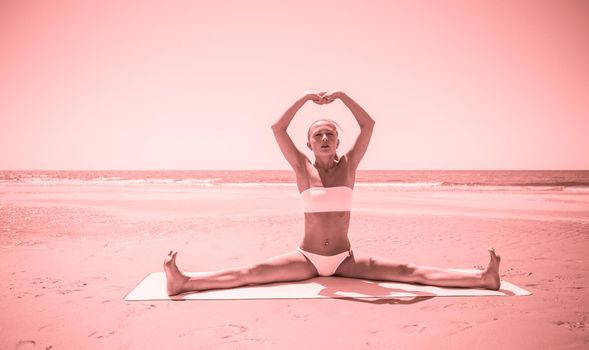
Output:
top-left (314, 277), bottom-right (436, 305)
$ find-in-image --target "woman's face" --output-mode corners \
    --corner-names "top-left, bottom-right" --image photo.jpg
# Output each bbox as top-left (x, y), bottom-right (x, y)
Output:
top-left (307, 121), bottom-right (339, 155)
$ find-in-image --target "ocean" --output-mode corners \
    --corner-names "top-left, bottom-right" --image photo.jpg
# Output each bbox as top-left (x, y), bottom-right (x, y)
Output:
top-left (1, 170), bottom-right (588, 192)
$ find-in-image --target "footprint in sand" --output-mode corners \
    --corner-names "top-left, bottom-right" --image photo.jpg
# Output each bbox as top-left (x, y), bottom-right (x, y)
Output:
top-left (87, 330), bottom-right (118, 339)
top-left (443, 302), bottom-right (474, 311)
top-left (15, 340), bottom-right (36, 349)
top-left (553, 318), bottom-right (588, 331)
top-left (402, 324), bottom-right (426, 333)
top-left (455, 321), bottom-right (477, 333)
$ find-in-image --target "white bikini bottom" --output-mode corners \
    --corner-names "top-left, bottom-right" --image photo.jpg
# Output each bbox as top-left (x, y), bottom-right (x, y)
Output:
top-left (297, 247), bottom-right (353, 276)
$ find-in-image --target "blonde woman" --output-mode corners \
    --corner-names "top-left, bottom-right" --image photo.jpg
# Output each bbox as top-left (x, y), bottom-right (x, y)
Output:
top-left (164, 91), bottom-right (501, 296)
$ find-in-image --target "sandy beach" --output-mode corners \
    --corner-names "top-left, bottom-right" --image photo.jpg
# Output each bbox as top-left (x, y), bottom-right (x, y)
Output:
top-left (1, 183), bottom-right (588, 349)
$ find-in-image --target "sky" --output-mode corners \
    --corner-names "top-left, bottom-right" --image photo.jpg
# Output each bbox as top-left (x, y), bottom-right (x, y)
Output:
top-left (1, 0), bottom-right (588, 170)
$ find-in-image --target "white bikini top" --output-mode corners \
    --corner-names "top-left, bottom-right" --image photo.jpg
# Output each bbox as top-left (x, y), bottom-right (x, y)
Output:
top-left (300, 186), bottom-right (353, 213)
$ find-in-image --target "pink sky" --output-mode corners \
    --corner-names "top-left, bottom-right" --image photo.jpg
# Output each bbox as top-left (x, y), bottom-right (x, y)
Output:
top-left (1, 0), bottom-right (588, 170)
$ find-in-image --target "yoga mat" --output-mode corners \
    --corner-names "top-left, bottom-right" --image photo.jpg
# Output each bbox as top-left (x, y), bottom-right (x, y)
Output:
top-left (125, 271), bottom-right (531, 301)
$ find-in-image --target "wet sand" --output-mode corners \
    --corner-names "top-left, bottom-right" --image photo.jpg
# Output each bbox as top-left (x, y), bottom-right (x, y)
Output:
top-left (1, 183), bottom-right (588, 349)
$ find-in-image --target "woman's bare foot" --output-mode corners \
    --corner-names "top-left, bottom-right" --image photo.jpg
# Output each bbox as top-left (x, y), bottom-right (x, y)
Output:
top-left (481, 248), bottom-right (501, 290)
top-left (164, 250), bottom-right (189, 296)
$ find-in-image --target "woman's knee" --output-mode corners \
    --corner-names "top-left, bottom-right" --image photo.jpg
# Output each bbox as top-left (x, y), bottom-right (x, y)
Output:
top-left (243, 262), bottom-right (283, 284)
top-left (241, 263), bottom-right (263, 284)
top-left (370, 257), bottom-right (417, 280)
top-left (397, 262), bottom-right (417, 276)
top-left (246, 260), bottom-right (315, 284)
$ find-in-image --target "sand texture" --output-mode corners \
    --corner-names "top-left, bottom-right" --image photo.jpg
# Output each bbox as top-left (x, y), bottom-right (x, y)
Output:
top-left (1, 183), bottom-right (588, 349)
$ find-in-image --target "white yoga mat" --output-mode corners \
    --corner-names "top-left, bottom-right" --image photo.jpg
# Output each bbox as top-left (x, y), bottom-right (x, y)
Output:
top-left (125, 272), bottom-right (531, 301)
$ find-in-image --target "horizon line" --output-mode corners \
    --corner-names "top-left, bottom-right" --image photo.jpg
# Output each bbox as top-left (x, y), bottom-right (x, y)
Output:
top-left (1, 169), bottom-right (588, 172)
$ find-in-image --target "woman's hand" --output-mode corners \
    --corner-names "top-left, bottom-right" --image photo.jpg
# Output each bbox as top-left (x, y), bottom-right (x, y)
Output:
top-left (321, 90), bottom-right (345, 104)
top-left (302, 91), bottom-right (327, 105)
top-left (302, 90), bottom-right (345, 105)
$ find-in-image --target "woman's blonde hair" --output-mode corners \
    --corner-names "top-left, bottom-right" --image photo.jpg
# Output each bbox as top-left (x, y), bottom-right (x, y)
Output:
top-left (307, 119), bottom-right (344, 140)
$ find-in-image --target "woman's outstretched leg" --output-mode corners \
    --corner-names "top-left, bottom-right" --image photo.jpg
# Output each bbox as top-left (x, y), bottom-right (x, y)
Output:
top-left (335, 248), bottom-right (501, 290)
top-left (164, 250), bottom-right (318, 296)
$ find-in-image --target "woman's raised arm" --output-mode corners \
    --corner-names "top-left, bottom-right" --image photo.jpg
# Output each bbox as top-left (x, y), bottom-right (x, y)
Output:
top-left (325, 91), bottom-right (375, 170)
top-left (271, 92), bottom-right (323, 170)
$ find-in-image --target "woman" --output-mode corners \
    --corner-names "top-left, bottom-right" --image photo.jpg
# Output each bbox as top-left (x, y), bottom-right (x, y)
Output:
top-left (164, 91), bottom-right (501, 296)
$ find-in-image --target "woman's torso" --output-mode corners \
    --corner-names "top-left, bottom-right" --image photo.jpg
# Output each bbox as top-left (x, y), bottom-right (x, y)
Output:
top-left (296, 156), bottom-right (355, 255)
